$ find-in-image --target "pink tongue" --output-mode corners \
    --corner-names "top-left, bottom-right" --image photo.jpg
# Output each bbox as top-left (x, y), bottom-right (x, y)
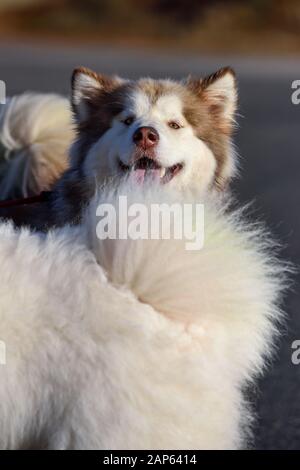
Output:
top-left (132, 169), bottom-right (160, 185)
top-left (133, 169), bottom-right (146, 184)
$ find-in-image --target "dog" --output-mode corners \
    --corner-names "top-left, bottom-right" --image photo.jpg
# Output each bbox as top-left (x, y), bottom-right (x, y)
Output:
top-left (0, 66), bottom-right (237, 230)
top-left (0, 181), bottom-right (286, 449)
top-left (0, 68), bottom-right (288, 449)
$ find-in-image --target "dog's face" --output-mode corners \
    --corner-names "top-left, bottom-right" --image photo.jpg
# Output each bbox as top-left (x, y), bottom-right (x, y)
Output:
top-left (70, 66), bottom-right (237, 193)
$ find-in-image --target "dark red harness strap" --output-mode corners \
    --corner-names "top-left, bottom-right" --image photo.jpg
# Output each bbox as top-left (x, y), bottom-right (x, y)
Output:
top-left (0, 191), bottom-right (51, 209)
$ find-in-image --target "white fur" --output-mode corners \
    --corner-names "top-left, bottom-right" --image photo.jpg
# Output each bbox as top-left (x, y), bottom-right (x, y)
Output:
top-left (0, 93), bottom-right (74, 198)
top-left (0, 181), bottom-right (286, 449)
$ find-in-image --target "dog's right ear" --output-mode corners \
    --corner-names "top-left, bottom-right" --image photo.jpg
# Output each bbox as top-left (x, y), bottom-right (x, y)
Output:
top-left (71, 67), bottom-right (119, 123)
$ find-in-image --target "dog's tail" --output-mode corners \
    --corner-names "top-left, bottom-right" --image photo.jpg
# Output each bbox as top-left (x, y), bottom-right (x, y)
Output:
top-left (0, 93), bottom-right (74, 200)
top-left (84, 181), bottom-right (288, 384)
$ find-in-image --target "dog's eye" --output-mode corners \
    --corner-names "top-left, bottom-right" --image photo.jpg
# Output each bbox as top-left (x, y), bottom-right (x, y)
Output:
top-left (122, 116), bottom-right (135, 126)
top-left (168, 121), bottom-right (181, 130)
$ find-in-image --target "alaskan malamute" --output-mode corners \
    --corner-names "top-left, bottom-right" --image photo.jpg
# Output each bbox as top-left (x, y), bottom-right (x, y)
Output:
top-left (0, 66), bottom-right (237, 229)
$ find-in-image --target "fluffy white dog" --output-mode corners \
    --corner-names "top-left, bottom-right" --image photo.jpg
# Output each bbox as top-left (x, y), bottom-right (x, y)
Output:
top-left (0, 180), bottom-right (286, 449)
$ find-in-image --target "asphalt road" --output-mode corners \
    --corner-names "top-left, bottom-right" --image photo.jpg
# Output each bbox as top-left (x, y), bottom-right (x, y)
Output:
top-left (0, 41), bottom-right (299, 450)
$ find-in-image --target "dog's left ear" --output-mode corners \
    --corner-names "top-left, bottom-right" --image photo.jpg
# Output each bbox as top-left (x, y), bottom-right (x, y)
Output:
top-left (187, 67), bottom-right (237, 127)
top-left (71, 66), bottom-right (121, 123)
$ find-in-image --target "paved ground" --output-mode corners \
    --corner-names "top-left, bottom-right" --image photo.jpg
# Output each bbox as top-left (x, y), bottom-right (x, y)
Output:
top-left (0, 41), bottom-right (299, 449)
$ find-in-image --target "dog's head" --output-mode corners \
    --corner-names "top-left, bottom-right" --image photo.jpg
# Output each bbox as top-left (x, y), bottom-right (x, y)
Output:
top-left (70, 66), bottom-right (238, 193)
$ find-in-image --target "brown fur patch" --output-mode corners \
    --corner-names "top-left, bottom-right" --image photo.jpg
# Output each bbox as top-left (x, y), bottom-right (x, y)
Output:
top-left (137, 79), bottom-right (182, 105)
top-left (183, 67), bottom-right (237, 188)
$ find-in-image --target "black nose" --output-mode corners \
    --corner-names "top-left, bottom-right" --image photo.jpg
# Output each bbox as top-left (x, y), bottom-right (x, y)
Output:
top-left (133, 126), bottom-right (159, 148)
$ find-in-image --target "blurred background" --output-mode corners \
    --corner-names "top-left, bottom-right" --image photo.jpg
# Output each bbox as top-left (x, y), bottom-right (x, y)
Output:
top-left (1, 0), bottom-right (300, 53)
top-left (0, 0), bottom-right (299, 450)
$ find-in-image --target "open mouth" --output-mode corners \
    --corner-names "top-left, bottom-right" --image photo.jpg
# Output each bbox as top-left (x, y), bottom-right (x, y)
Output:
top-left (119, 156), bottom-right (183, 184)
